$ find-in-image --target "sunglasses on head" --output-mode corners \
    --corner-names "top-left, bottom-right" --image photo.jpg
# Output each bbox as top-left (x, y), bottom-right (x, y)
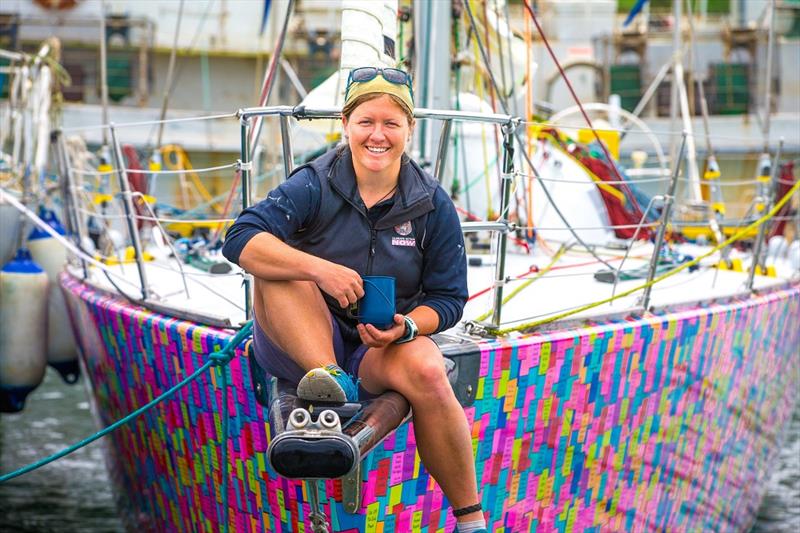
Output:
top-left (344, 67), bottom-right (414, 101)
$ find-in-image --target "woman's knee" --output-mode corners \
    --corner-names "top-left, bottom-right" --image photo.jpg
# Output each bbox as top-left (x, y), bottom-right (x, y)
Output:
top-left (390, 340), bottom-right (451, 399)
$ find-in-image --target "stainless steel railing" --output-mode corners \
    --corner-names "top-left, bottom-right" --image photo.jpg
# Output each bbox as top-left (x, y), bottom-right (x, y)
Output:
top-left (44, 105), bottom-right (795, 334)
top-left (236, 105), bottom-right (519, 327)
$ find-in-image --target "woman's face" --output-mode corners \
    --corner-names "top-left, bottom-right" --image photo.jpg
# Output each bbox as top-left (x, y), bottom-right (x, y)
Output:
top-left (342, 94), bottom-right (412, 177)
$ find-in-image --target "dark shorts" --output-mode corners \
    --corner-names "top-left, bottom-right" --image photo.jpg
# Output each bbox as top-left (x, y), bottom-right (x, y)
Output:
top-left (252, 315), bottom-right (371, 393)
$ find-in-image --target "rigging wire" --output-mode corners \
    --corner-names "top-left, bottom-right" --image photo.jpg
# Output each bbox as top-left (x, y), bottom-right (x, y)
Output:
top-left (481, 1), bottom-right (504, 198)
top-left (522, 1), bottom-right (647, 226)
top-left (207, 0), bottom-right (296, 245)
top-left (60, 112), bottom-right (238, 133)
top-left (524, 12), bottom-right (534, 243)
top-left (155, 0), bottom-right (186, 149)
top-left (249, 0), bottom-right (296, 154)
top-left (521, 1), bottom-right (628, 186)
top-left (461, 0), bottom-right (616, 271)
top-left (144, 0), bottom-right (218, 152)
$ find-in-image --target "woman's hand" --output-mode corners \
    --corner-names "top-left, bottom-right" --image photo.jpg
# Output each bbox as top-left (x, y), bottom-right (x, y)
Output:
top-left (312, 259), bottom-right (364, 308)
top-left (357, 314), bottom-right (405, 348)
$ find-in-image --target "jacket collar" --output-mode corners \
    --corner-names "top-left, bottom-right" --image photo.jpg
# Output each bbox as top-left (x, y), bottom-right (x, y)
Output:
top-left (327, 146), bottom-right (436, 230)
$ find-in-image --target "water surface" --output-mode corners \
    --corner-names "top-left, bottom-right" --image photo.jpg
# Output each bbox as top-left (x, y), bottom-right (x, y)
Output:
top-left (0, 370), bottom-right (123, 532)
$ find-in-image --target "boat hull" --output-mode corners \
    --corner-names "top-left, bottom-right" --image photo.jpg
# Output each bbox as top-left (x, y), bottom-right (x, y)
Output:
top-left (60, 272), bottom-right (800, 532)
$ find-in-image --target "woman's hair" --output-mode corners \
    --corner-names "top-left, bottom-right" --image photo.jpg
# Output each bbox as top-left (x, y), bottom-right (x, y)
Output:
top-left (342, 93), bottom-right (414, 125)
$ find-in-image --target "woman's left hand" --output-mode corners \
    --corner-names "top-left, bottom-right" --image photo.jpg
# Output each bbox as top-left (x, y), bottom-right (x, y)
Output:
top-left (356, 314), bottom-right (406, 348)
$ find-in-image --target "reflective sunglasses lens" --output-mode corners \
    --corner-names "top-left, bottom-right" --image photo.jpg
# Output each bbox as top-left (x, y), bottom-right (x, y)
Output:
top-left (351, 67), bottom-right (379, 83)
top-left (382, 68), bottom-right (409, 85)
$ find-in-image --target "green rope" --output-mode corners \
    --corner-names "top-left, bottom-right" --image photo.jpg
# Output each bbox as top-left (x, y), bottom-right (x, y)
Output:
top-left (0, 320), bottom-right (253, 504)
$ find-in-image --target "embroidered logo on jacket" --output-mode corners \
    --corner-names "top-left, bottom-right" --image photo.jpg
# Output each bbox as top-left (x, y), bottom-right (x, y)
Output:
top-left (394, 221), bottom-right (412, 236)
top-left (392, 221), bottom-right (415, 246)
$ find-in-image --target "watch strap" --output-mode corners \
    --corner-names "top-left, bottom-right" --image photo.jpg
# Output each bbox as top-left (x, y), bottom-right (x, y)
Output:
top-left (395, 315), bottom-right (418, 344)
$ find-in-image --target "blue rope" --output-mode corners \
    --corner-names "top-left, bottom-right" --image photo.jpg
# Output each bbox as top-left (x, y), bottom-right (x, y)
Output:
top-left (0, 320), bottom-right (254, 505)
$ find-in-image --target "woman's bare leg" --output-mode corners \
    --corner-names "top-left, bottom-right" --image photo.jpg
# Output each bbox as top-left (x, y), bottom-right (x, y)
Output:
top-left (253, 278), bottom-right (335, 370)
top-left (357, 338), bottom-right (483, 522)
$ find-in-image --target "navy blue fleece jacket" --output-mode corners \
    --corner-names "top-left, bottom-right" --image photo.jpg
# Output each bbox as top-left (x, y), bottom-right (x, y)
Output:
top-left (222, 147), bottom-right (467, 339)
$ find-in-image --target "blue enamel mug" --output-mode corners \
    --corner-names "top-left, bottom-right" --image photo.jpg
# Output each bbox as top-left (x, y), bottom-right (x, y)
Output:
top-left (347, 276), bottom-right (396, 329)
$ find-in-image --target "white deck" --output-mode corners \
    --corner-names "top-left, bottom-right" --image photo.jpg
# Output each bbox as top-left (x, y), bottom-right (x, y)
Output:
top-left (66, 240), bottom-right (798, 338)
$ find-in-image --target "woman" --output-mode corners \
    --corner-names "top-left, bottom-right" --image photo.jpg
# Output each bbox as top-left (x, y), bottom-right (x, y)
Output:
top-left (222, 67), bottom-right (485, 532)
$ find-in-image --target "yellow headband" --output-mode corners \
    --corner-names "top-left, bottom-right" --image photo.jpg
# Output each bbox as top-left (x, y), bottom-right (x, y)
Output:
top-left (343, 76), bottom-right (414, 116)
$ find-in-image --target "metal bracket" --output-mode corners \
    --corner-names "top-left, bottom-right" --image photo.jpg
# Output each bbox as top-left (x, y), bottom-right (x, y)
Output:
top-left (463, 320), bottom-right (492, 338)
top-left (236, 159), bottom-right (253, 172)
top-left (437, 333), bottom-right (483, 406)
top-left (341, 461), bottom-right (362, 514)
top-left (501, 120), bottom-right (518, 136)
top-left (292, 104), bottom-right (308, 119)
top-left (493, 276), bottom-right (510, 288)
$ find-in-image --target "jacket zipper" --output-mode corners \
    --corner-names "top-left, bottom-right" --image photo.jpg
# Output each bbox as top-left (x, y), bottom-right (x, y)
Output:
top-left (328, 170), bottom-right (427, 276)
top-left (366, 223), bottom-right (377, 275)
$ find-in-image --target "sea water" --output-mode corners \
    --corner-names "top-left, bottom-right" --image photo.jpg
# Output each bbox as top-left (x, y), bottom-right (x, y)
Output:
top-left (0, 368), bottom-right (798, 531)
top-left (0, 369), bottom-right (122, 531)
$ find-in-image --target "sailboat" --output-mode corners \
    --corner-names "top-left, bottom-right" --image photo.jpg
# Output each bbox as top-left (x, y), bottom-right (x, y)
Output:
top-left (1, 1), bottom-right (799, 531)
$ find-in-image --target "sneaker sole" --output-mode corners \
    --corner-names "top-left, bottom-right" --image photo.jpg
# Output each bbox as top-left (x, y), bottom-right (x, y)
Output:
top-left (296, 368), bottom-right (348, 403)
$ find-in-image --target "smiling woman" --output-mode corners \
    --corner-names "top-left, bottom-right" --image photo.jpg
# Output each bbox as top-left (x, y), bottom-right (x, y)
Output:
top-left (342, 94), bottom-right (413, 205)
top-left (221, 67), bottom-right (489, 530)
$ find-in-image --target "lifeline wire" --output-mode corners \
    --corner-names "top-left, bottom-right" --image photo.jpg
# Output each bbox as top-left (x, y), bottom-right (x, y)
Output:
top-left (461, 0), bottom-right (616, 271)
top-left (0, 188), bottom-right (143, 293)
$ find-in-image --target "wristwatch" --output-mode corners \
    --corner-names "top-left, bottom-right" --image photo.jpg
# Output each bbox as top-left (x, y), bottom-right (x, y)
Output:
top-left (395, 315), bottom-right (418, 344)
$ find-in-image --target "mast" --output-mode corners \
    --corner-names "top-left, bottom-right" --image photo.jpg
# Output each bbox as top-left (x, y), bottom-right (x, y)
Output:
top-left (155, 0), bottom-right (185, 150)
top-left (413, 0), bottom-right (450, 166)
top-left (339, 1), bottom-right (398, 98)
